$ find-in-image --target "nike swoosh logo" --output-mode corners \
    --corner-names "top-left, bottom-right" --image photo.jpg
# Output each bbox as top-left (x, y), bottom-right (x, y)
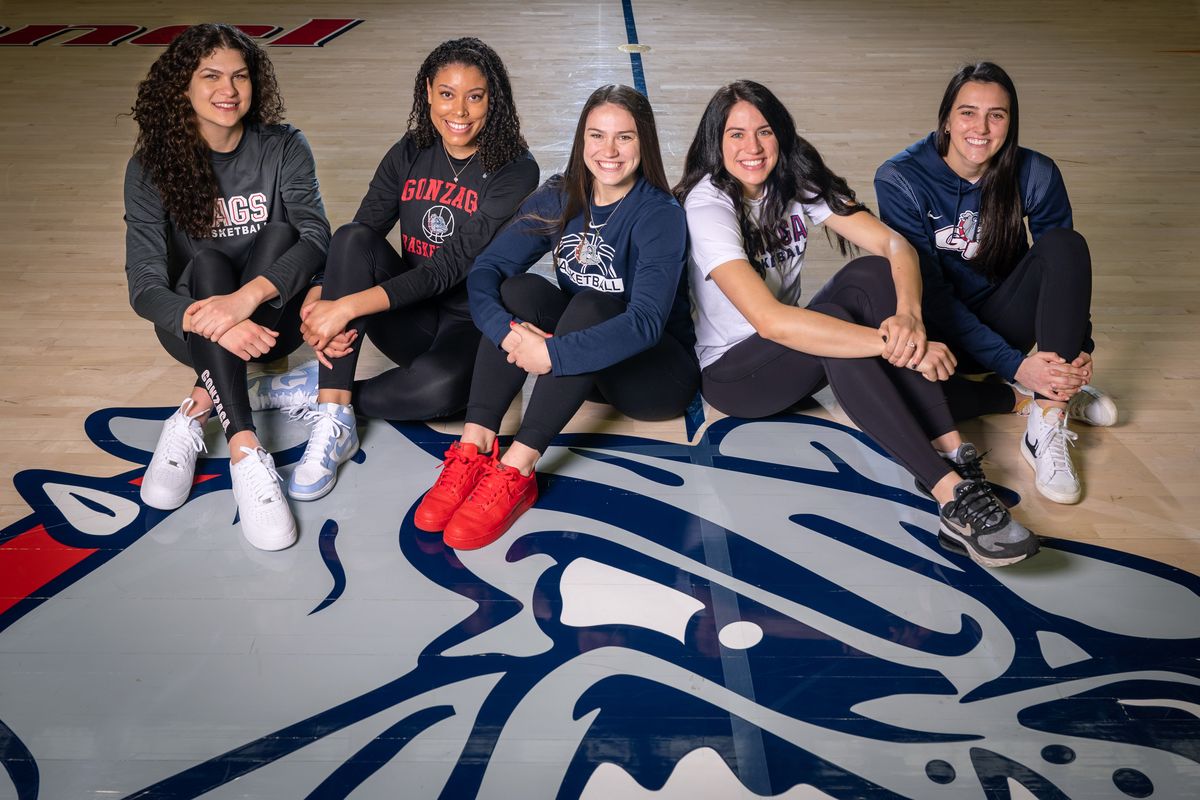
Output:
top-left (927, 211), bottom-right (943, 220)
top-left (331, 431), bottom-right (355, 460)
top-left (1024, 434), bottom-right (1039, 455)
top-left (274, 372), bottom-right (311, 390)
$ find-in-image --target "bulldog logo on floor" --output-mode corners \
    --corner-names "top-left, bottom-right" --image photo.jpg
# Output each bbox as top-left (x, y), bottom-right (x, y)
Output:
top-left (0, 409), bottom-right (1197, 799)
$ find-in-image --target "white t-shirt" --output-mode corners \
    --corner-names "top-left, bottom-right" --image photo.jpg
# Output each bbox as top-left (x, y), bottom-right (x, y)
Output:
top-left (684, 175), bottom-right (832, 368)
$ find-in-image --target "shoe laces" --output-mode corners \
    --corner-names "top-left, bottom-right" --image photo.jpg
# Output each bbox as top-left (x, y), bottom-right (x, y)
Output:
top-left (164, 401), bottom-right (207, 466)
top-left (1038, 412), bottom-right (1077, 475)
top-left (952, 479), bottom-right (1007, 531)
top-left (952, 445), bottom-right (988, 483)
top-left (467, 464), bottom-right (523, 509)
top-left (237, 447), bottom-right (284, 504)
top-left (433, 444), bottom-right (486, 492)
top-left (293, 408), bottom-right (351, 467)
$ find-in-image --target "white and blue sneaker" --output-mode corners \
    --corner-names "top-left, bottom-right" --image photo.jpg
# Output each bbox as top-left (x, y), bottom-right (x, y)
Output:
top-left (287, 403), bottom-right (359, 501)
top-left (247, 360), bottom-right (319, 411)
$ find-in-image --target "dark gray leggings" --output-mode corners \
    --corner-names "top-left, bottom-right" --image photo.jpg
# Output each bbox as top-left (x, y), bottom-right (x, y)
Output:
top-left (465, 274), bottom-right (700, 453)
top-left (701, 256), bottom-right (956, 491)
top-left (154, 222), bottom-right (304, 439)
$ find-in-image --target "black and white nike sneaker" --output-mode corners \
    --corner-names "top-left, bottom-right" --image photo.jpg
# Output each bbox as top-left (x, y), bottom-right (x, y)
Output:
top-left (938, 479), bottom-right (1040, 567)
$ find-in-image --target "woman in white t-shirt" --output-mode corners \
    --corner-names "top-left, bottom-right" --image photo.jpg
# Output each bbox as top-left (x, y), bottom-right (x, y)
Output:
top-left (675, 80), bottom-right (1038, 568)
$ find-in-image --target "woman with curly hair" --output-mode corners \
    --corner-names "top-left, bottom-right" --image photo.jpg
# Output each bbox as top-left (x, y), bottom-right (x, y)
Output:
top-left (286, 37), bottom-right (538, 503)
top-left (124, 23), bottom-right (330, 550)
top-left (677, 80), bottom-right (1039, 567)
top-left (412, 84), bottom-right (698, 550)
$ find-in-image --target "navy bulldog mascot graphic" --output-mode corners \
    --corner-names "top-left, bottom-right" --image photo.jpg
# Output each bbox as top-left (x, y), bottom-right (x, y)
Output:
top-left (1, 406), bottom-right (1198, 798)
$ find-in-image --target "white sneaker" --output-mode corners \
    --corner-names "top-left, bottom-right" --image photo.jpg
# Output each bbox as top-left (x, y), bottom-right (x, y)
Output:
top-left (230, 446), bottom-right (297, 550)
top-left (287, 403), bottom-right (359, 501)
top-left (1067, 385), bottom-right (1118, 427)
top-left (247, 360), bottom-right (319, 411)
top-left (1021, 406), bottom-right (1081, 504)
top-left (141, 398), bottom-right (207, 510)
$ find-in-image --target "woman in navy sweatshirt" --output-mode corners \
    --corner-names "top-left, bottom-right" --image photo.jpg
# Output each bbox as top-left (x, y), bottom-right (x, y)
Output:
top-left (875, 62), bottom-right (1116, 506)
top-left (413, 84), bottom-right (699, 550)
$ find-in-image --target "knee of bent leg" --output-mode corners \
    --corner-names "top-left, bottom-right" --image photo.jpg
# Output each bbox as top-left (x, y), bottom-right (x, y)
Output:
top-left (838, 255), bottom-right (891, 287)
top-left (499, 273), bottom-right (559, 317)
top-left (809, 301), bottom-right (854, 324)
top-left (561, 289), bottom-right (624, 328)
top-left (188, 250), bottom-right (238, 298)
top-left (328, 221), bottom-right (379, 261)
top-left (1037, 228), bottom-right (1090, 272)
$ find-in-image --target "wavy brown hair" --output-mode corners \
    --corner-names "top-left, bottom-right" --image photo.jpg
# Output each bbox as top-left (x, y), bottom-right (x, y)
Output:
top-left (407, 37), bottom-right (527, 173)
top-left (131, 23), bottom-right (284, 238)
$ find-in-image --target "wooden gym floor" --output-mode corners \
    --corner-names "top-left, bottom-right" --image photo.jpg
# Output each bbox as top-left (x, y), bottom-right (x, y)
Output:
top-left (0, 2), bottom-right (1198, 798)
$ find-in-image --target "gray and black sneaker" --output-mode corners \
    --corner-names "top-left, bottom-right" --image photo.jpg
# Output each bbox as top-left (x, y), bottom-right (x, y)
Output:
top-left (915, 442), bottom-right (989, 498)
top-left (938, 479), bottom-right (1039, 567)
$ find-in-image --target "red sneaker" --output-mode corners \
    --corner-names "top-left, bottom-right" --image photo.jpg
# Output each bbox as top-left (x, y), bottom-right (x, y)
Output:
top-left (443, 461), bottom-right (538, 550)
top-left (413, 441), bottom-right (497, 532)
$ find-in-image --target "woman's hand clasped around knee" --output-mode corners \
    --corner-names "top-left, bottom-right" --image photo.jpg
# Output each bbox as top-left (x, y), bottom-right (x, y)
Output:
top-left (217, 320), bottom-right (278, 361)
top-left (300, 295), bottom-right (357, 368)
top-left (1016, 352), bottom-right (1088, 401)
top-left (879, 312), bottom-right (927, 368)
top-left (184, 289), bottom-right (260, 342)
top-left (913, 341), bottom-right (957, 382)
top-left (505, 320), bottom-right (552, 375)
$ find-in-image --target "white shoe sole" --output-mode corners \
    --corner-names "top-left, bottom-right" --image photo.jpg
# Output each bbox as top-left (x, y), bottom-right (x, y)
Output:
top-left (936, 525), bottom-right (1036, 568)
top-left (139, 479), bottom-right (190, 511)
top-left (241, 519), bottom-right (298, 551)
top-left (287, 440), bottom-right (359, 502)
top-left (1021, 440), bottom-right (1082, 504)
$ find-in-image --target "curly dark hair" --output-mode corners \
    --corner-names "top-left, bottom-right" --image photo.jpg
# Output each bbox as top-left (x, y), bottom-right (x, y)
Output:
top-left (131, 23), bottom-right (285, 238)
top-left (406, 37), bottom-right (527, 173)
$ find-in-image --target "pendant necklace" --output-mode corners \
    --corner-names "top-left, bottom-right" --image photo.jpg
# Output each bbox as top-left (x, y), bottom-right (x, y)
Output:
top-left (443, 142), bottom-right (477, 183)
top-left (576, 190), bottom-right (629, 264)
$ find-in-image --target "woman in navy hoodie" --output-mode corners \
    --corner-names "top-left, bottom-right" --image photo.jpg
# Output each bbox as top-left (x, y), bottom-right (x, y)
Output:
top-left (875, 62), bottom-right (1116, 506)
top-left (412, 84), bottom-right (699, 550)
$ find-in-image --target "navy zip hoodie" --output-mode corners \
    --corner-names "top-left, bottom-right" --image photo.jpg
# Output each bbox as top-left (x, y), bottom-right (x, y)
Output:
top-left (874, 133), bottom-right (1074, 379)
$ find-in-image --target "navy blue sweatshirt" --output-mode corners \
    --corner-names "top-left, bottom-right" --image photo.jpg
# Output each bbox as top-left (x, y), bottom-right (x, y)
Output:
top-left (874, 133), bottom-right (1074, 379)
top-left (468, 175), bottom-right (693, 377)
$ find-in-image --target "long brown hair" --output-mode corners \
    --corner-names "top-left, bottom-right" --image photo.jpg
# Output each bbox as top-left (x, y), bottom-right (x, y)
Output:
top-left (132, 23), bottom-right (284, 238)
top-left (545, 84), bottom-right (669, 240)
top-left (936, 62), bottom-right (1023, 281)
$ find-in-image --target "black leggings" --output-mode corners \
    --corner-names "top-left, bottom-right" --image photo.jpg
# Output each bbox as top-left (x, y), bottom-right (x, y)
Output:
top-left (465, 274), bottom-right (700, 454)
top-left (943, 228), bottom-right (1093, 420)
top-left (318, 222), bottom-right (479, 420)
top-left (155, 222), bottom-right (304, 439)
top-left (702, 256), bottom-right (956, 492)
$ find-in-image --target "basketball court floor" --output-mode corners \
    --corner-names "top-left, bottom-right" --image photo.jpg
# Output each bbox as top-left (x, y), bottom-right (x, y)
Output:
top-left (1, 1), bottom-right (1198, 798)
